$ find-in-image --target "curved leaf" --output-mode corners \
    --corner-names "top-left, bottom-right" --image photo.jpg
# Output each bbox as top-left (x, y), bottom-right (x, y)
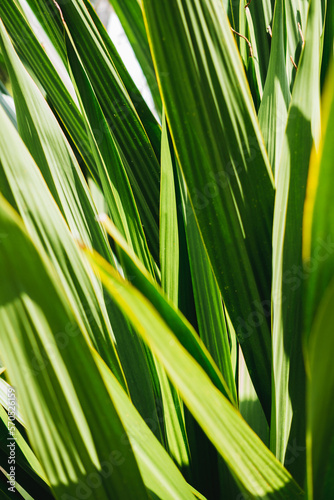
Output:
top-left (0, 196), bottom-right (149, 500)
top-left (87, 246), bottom-right (304, 500)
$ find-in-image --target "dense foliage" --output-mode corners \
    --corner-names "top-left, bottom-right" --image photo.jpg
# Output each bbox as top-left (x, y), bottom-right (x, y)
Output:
top-left (0, 0), bottom-right (333, 499)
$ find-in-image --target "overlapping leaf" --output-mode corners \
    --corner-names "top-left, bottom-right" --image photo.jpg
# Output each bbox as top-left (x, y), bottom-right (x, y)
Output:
top-left (303, 63), bottom-right (334, 500)
top-left (0, 22), bottom-right (125, 382)
top-left (142, 0), bottom-right (274, 419)
top-left (0, 0), bottom-right (97, 178)
top-left (259, 0), bottom-right (291, 178)
top-left (51, 0), bottom-right (161, 260)
top-left (271, 0), bottom-right (323, 485)
top-left (99, 218), bottom-right (234, 403)
top-left (65, 27), bottom-right (155, 276)
top-left (0, 404), bottom-right (53, 499)
top-left (87, 246), bottom-right (304, 500)
top-left (0, 21), bottom-right (161, 434)
top-left (107, 0), bottom-right (162, 113)
top-left (0, 196), bottom-right (149, 500)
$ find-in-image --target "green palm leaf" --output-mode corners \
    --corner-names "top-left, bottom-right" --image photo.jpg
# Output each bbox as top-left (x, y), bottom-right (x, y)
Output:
top-left (87, 245), bottom-right (304, 500)
top-left (270, 0), bottom-right (323, 485)
top-left (0, 196), bottom-right (148, 500)
top-left (303, 62), bottom-right (334, 500)
top-left (142, 0), bottom-right (274, 419)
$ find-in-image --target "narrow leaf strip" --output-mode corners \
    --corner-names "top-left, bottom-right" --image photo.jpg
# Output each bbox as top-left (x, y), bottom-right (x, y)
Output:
top-left (99, 218), bottom-right (235, 404)
top-left (259, 0), bottom-right (291, 178)
top-left (303, 63), bottom-right (334, 500)
top-left (107, 0), bottom-right (162, 113)
top-left (54, 0), bottom-right (161, 260)
top-left (0, 0), bottom-right (97, 179)
top-left (65, 27), bottom-right (156, 277)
